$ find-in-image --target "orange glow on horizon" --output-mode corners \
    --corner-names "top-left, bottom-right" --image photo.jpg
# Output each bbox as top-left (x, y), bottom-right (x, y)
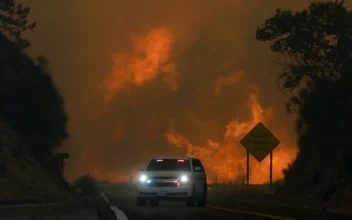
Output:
top-left (165, 93), bottom-right (298, 184)
top-left (82, 27), bottom-right (299, 185)
top-left (73, 92), bottom-right (298, 184)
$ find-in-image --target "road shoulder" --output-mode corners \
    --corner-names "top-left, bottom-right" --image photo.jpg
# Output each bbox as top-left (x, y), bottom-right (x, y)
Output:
top-left (0, 198), bottom-right (99, 220)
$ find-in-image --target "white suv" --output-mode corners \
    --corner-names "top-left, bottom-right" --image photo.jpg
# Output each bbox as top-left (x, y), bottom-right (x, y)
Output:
top-left (136, 156), bottom-right (207, 207)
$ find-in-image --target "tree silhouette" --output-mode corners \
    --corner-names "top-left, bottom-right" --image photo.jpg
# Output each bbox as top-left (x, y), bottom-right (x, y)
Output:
top-left (256, 0), bottom-right (352, 198)
top-left (0, 33), bottom-right (69, 161)
top-left (256, 0), bottom-right (352, 91)
top-left (257, 1), bottom-right (352, 155)
top-left (0, 0), bottom-right (36, 49)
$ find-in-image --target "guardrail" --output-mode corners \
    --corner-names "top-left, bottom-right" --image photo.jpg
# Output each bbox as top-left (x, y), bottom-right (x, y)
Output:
top-left (98, 182), bottom-right (277, 195)
top-left (207, 183), bottom-right (277, 195)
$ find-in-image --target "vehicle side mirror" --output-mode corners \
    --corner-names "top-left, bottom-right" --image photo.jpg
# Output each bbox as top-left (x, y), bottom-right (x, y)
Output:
top-left (138, 168), bottom-right (145, 171)
top-left (194, 167), bottom-right (203, 171)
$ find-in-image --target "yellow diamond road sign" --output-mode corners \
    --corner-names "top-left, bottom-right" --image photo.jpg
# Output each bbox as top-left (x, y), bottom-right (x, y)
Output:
top-left (240, 122), bottom-right (280, 162)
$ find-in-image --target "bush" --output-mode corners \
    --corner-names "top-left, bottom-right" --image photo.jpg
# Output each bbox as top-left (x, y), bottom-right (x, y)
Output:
top-left (72, 174), bottom-right (99, 196)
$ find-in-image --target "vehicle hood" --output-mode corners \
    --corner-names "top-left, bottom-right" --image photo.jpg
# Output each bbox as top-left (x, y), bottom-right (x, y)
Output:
top-left (142, 170), bottom-right (191, 177)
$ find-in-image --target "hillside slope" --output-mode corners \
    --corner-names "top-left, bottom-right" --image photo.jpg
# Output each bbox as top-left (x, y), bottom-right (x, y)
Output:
top-left (0, 122), bottom-right (75, 202)
top-left (276, 148), bottom-right (352, 213)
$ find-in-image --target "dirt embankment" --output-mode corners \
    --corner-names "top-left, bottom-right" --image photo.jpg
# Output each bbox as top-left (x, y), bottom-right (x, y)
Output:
top-left (0, 122), bottom-right (75, 202)
top-left (275, 147), bottom-right (352, 214)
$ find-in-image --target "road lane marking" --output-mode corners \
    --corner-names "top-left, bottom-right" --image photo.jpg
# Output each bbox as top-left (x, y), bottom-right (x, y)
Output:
top-left (207, 205), bottom-right (298, 220)
top-left (110, 206), bottom-right (129, 220)
top-left (101, 193), bottom-right (110, 204)
top-left (101, 193), bottom-right (129, 220)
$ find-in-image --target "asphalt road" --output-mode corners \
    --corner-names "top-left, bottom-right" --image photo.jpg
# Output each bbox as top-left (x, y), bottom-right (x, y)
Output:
top-left (0, 202), bottom-right (98, 220)
top-left (103, 185), bottom-right (352, 220)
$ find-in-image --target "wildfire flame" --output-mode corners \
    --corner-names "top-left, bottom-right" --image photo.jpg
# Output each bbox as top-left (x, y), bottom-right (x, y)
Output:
top-left (99, 27), bottom-right (178, 102)
top-left (165, 93), bottom-right (298, 184)
top-left (214, 70), bottom-right (244, 95)
top-left (87, 27), bottom-right (298, 185)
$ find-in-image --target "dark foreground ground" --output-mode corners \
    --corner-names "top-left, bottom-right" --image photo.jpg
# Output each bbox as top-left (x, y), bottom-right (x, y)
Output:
top-left (102, 183), bottom-right (352, 220)
top-left (0, 198), bottom-right (99, 220)
top-left (2, 183), bottom-right (352, 220)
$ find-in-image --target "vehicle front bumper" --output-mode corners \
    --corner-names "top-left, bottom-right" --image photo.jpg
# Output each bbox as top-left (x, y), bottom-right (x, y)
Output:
top-left (136, 184), bottom-right (193, 200)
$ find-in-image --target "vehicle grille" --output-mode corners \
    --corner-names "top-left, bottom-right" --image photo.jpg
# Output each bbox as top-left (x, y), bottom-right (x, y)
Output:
top-left (148, 181), bottom-right (178, 188)
top-left (167, 192), bottom-right (188, 196)
top-left (138, 192), bottom-right (157, 196)
top-left (149, 176), bottom-right (178, 179)
top-left (138, 192), bottom-right (188, 196)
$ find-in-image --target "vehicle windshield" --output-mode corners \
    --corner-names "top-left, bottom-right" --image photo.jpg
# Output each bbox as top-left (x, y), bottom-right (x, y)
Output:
top-left (146, 159), bottom-right (191, 171)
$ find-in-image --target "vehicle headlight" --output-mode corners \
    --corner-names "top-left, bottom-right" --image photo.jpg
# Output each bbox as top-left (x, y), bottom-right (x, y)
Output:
top-left (139, 174), bottom-right (147, 182)
top-left (180, 175), bottom-right (189, 182)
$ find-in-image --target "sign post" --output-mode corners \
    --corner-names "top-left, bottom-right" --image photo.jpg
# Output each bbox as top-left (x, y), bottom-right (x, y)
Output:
top-left (270, 151), bottom-right (273, 189)
top-left (240, 122), bottom-right (280, 188)
top-left (246, 150), bottom-right (249, 188)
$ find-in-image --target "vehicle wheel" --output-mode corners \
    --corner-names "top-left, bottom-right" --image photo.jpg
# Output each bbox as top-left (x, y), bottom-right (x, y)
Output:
top-left (185, 183), bottom-right (196, 207)
top-left (137, 197), bottom-right (146, 206)
top-left (149, 200), bottom-right (159, 207)
top-left (197, 184), bottom-right (207, 207)
top-left (197, 197), bottom-right (207, 207)
top-left (185, 200), bottom-right (195, 207)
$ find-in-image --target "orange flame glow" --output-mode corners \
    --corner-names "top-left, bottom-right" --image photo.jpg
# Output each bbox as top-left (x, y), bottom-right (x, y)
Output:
top-left (99, 28), bottom-right (178, 102)
top-left (165, 93), bottom-right (298, 184)
top-left (214, 70), bottom-right (244, 95)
